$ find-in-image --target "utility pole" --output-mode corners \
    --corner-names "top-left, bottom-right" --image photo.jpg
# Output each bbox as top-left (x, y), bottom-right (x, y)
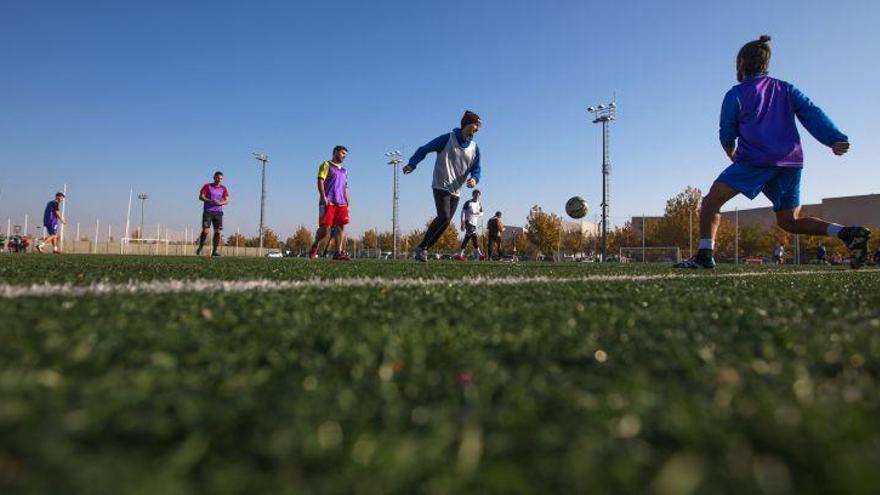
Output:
top-left (587, 99), bottom-right (617, 262)
top-left (137, 193), bottom-right (149, 239)
top-left (385, 150), bottom-right (403, 259)
top-left (253, 152), bottom-right (269, 254)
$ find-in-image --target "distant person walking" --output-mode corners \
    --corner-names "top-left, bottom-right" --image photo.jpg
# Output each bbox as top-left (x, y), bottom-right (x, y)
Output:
top-left (309, 145), bottom-right (351, 261)
top-left (487, 211), bottom-right (504, 260)
top-left (404, 110), bottom-right (482, 262)
top-left (456, 189), bottom-right (483, 260)
top-left (816, 242), bottom-right (827, 264)
top-left (37, 191), bottom-right (66, 254)
top-left (197, 171), bottom-right (229, 257)
top-left (773, 243), bottom-right (785, 264)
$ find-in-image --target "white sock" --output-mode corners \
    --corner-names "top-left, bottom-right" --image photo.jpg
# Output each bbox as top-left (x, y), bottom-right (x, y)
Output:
top-left (827, 223), bottom-right (844, 237)
top-left (698, 238), bottom-right (715, 250)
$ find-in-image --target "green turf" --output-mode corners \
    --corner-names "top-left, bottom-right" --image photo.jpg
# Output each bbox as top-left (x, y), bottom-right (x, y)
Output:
top-left (2, 255), bottom-right (879, 494)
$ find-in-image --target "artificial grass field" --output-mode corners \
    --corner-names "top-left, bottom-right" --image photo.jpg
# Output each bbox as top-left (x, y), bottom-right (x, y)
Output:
top-left (1, 255), bottom-right (879, 494)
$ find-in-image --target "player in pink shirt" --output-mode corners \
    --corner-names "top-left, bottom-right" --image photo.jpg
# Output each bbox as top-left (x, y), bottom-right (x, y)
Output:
top-left (197, 171), bottom-right (229, 257)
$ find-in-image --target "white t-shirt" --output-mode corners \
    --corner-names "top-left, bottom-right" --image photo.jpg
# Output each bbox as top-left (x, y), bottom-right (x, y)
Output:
top-left (461, 199), bottom-right (483, 227)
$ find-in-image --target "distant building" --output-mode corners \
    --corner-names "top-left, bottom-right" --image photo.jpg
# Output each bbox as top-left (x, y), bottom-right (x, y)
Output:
top-left (720, 193), bottom-right (880, 228)
top-left (562, 220), bottom-right (599, 236)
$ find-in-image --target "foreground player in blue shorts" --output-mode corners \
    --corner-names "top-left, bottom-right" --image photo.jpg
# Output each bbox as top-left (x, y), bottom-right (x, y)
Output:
top-left (676, 35), bottom-right (870, 269)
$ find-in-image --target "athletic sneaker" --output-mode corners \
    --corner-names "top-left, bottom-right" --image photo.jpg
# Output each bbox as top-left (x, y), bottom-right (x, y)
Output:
top-left (333, 252), bottom-right (351, 261)
top-left (673, 249), bottom-right (717, 269)
top-left (308, 248), bottom-right (318, 260)
top-left (211, 251), bottom-right (221, 257)
top-left (37, 243), bottom-right (47, 254)
top-left (414, 247), bottom-right (428, 263)
top-left (838, 226), bottom-right (871, 269)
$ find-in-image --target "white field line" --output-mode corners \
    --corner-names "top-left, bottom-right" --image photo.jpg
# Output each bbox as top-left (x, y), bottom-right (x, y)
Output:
top-left (0, 269), bottom-right (866, 299)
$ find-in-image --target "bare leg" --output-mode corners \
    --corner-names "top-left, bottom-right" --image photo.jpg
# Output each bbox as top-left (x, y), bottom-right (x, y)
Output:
top-left (334, 225), bottom-right (345, 254)
top-left (44, 234), bottom-right (59, 252)
top-left (310, 226), bottom-right (328, 253)
top-left (775, 207), bottom-right (832, 235)
top-left (212, 229), bottom-right (222, 253)
top-left (700, 181), bottom-right (740, 241)
top-left (198, 227), bottom-right (209, 250)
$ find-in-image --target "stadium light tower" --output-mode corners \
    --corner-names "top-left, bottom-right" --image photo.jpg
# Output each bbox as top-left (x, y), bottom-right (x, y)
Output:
top-left (252, 152), bottom-right (269, 252)
top-left (385, 150), bottom-right (403, 259)
top-left (137, 193), bottom-right (149, 239)
top-left (587, 99), bottom-right (617, 262)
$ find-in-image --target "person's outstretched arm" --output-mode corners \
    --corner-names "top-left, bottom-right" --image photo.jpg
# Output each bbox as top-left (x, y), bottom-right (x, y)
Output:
top-left (790, 84), bottom-right (849, 155)
top-left (402, 134), bottom-right (449, 174)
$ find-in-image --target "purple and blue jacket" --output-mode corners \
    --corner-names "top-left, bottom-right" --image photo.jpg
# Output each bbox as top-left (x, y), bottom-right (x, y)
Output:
top-left (720, 75), bottom-right (847, 168)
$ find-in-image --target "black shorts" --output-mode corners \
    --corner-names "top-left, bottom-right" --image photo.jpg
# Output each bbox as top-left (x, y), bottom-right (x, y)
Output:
top-left (202, 211), bottom-right (223, 230)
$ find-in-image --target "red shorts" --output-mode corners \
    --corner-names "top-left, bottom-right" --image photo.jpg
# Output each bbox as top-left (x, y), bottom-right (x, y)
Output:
top-left (320, 204), bottom-right (350, 227)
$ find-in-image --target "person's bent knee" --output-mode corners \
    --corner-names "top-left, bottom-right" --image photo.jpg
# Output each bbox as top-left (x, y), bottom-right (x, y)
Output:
top-left (700, 195), bottom-right (720, 213)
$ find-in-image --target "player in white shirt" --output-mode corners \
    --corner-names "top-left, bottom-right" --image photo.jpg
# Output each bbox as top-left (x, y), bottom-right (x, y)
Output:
top-left (456, 189), bottom-right (483, 260)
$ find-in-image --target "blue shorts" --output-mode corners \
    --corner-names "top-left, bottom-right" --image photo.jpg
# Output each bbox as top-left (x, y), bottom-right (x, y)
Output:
top-left (716, 163), bottom-right (801, 211)
top-left (44, 224), bottom-right (58, 236)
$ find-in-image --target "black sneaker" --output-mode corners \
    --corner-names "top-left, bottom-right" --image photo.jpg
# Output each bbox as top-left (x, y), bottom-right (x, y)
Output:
top-left (838, 226), bottom-right (871, 269)
top-left (673, 249), bottom-right (716, 269)
top-left (211, 251), bottom-right (221, 257)
top-left (414, 247), bottom-right (428, 262)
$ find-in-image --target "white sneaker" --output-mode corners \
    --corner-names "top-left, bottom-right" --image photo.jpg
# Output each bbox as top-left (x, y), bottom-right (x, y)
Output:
top-left (37, 243), bottom-right (47, 253)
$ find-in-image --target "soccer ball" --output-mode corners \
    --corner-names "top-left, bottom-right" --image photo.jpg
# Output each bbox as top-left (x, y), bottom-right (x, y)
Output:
top-left (565, 196), bottom-right (590, 219)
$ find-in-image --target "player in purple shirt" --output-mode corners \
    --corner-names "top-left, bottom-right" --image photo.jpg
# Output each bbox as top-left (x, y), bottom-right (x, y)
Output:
top-left (37, 191), bottom-right (66, 254)
top-left (676, 35), bottom-right (871, 269)
top-left (196, 171), bottom-right (229, 257)
top-left (309, 146), bottom-right (351, 260)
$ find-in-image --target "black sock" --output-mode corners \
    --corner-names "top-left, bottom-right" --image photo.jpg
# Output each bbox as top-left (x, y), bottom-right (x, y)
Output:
top-left (212, 231), bottom-right (221, 253)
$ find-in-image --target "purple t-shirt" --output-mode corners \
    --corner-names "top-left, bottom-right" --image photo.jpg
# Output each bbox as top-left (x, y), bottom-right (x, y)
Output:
top-left (200, 184), bottom-right (229, 213)
top-left (317, 161), bottom-right (348, 205)
top-left (43, 200), bottom-right (59, 227)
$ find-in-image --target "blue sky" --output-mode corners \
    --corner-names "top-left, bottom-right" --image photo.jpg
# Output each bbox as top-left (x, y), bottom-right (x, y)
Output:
top-left (2, 0), bottom-right (878, 240)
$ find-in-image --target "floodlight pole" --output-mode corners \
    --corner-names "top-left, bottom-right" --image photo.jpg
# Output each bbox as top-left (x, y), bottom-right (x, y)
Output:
top-left (137, 193), bottom-right (149, 239)
top-left (587, 99), bottom-right (617, 262)
top-left (253, 152), bottom-right (269, 253)
top-left (385, 150), bottom-right (403, 259)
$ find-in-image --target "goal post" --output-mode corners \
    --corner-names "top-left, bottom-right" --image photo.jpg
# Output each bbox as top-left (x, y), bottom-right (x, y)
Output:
top-left (619, 246), bottom-right (681, 263)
